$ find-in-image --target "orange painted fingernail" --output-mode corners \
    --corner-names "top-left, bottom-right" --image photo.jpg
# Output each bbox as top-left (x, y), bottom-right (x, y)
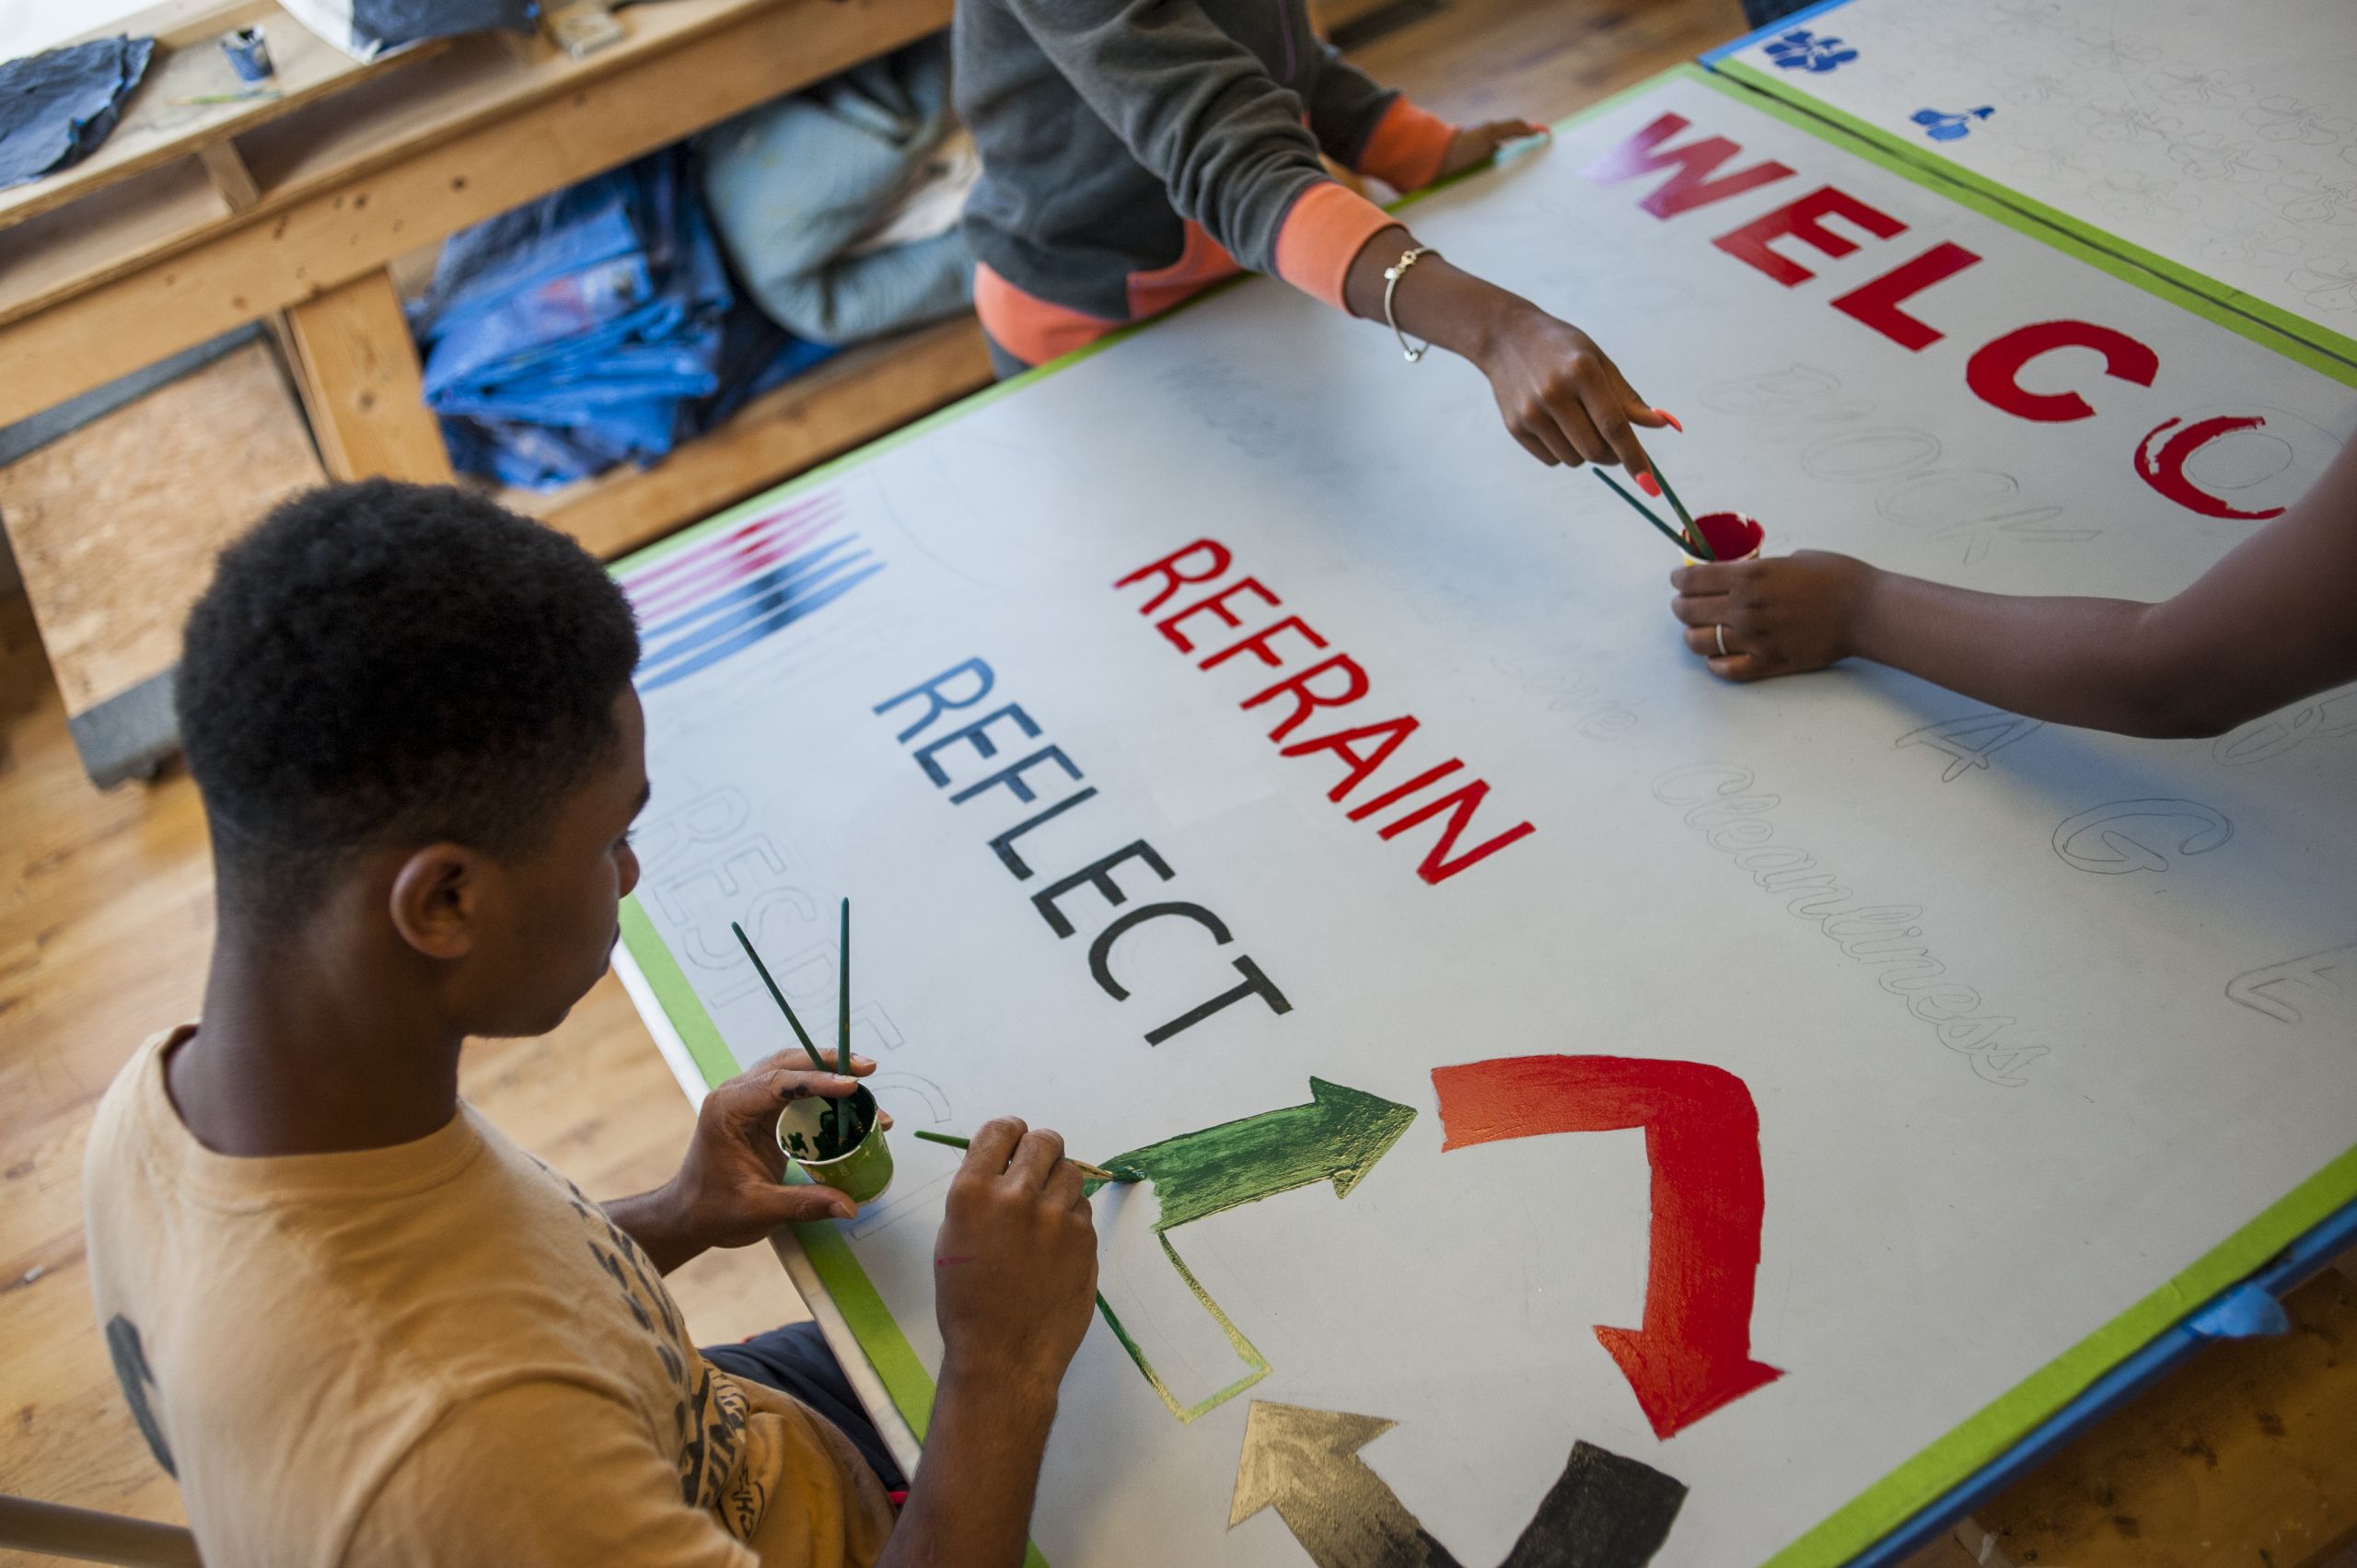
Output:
top-left (1653, 407), bottom-right (1683, 432)
top-left (1634, 471), bottom-right (1662, 498)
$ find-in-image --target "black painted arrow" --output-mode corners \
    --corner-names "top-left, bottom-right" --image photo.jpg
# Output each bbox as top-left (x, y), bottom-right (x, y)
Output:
top-left (1228, 1401), bottom-right (1686, 1568)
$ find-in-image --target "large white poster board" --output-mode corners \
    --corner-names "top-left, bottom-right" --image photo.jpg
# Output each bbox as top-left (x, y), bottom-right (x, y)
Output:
top-left (615, 69), bottom-right (2357, 1568)
top-left (1714, 0), bottom-right (2357, 366)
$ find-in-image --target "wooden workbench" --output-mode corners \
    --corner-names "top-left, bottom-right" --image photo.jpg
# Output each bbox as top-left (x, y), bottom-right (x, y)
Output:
top-left (0, 0), bottom-right (991, 784)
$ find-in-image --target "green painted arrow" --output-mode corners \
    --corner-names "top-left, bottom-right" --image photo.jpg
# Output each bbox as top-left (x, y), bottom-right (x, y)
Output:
top-left (1106, 1077), bottom-right (1418, 1234)
top-left (1092, 1079), bottom-right (1417, 1423)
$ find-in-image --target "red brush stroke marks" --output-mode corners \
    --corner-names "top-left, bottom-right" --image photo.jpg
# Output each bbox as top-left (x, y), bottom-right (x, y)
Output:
top-left (1432, 1055), bottom-right (1782, 1439)
top-left (1579, 112), bottom-right (1796, 219)
top-left (2134, 415), bottom-right (2288, 521)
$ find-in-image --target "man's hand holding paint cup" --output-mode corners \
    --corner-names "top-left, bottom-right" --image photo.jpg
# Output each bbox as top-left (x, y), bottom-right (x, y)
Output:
top-left (609, 1050), bottom-right (893, 1272)
top-left (1669, 548), bottom-right (1879, 681)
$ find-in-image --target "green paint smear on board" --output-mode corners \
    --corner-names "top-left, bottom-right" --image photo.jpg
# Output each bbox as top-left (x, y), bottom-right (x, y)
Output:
top-left (1086, 1079), bottom-right (1416, 1423)
top-left (1101, 1077), bottom-right (1418, 1233)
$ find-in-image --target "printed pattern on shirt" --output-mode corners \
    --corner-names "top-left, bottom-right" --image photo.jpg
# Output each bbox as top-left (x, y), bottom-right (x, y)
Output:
top-left (547, 1162), bottom-right (763, 1537)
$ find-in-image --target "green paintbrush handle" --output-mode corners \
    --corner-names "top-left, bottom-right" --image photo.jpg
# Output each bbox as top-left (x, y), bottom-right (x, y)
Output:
top-left (1593, 470), bottom-right (1694, 554)
top-left (733, 922), bottom-right (830, 1074)
top-left (1649, 467), bottom-right (1713, 560)
top-left (913, 1129), bottom-right (1135, 1183)
top-left (837, 898), bottom-right (853, 1079)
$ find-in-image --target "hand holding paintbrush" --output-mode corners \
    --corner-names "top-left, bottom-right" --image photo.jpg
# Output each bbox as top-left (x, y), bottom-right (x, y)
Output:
top-left (1592, 432), bottom-right (1717, 561)
top-left (1591, 438), bottom-right (1767, 568)
top-left (915, 1130), bottom-right (1142, 1185)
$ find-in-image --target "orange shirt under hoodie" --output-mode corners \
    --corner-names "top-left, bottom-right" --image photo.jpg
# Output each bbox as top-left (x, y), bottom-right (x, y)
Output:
top-left (953, 0), bottom-right (1459, 367)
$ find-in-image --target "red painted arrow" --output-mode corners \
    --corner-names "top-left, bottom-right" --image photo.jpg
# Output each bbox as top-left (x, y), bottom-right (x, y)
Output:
top-left (1432, 1055), bottom-right (1782, 1440)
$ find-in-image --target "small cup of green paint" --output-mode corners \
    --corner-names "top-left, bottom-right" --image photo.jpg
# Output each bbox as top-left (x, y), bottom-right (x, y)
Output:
top-left (778, 1086), bottom-right (894, 1204)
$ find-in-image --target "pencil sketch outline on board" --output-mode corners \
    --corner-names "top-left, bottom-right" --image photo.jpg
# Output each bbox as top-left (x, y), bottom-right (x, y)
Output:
top-left (1700, 364), bottom-right (2093, 564)
top-left (2212, 689), bottom-right (2357, 767)
top-left (2225, 943), bottom-right (2357, 1024)
top-left (1094, 1079), bottom-right (1417, 1422)
top-left (1895, 711), bottom-right (2043, 782)
top-left (2050, 798), bottom-right (2235, 874)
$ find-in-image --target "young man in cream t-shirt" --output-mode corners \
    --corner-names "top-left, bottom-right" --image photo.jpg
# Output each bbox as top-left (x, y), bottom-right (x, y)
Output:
top-left (85, 482), bottom-right (1101, 1567)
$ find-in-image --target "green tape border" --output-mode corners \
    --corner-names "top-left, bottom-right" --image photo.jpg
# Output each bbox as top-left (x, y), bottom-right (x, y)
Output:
top-left (1767, 1140), bottom-right (2357, 1566)
top-left (1705, 58), bottom-right (2357, 378)
top-left (619, 896), bottom-right (942, 1436)
top-left (610, 63), bottom-right (2357, 1566)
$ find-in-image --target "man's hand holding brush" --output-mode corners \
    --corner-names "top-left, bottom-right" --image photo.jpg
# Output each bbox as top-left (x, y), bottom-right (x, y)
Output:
top-left (878, 1118), bottom-right (1101, 1568)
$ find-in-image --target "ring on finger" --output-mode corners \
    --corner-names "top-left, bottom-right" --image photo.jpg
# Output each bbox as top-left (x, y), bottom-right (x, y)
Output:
top-left (1715, 623), bottom-right (1729, 657)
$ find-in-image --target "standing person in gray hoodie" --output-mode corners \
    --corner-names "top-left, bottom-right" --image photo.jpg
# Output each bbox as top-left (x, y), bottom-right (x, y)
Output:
top-left (955, 0), bottom-right (1674, 482)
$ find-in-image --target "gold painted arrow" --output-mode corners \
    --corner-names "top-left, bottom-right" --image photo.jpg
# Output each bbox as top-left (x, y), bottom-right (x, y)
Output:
top-left (1228, 1401), bottom-right (1689, 1568)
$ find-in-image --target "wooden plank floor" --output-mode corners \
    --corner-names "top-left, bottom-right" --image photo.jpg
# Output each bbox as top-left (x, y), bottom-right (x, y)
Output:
top-left (2, 2), bottom-right (2351, 1563)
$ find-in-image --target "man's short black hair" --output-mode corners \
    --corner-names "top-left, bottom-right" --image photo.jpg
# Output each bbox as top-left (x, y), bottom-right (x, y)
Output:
top-left (179, 480), bottom-right (640, 920)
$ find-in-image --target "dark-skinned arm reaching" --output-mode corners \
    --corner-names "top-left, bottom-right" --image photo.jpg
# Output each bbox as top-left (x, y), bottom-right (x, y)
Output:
top-left (1666, 437), bottom-right (2357, 738)
top-left (976, 0), bottom-right (1669, 481)
top-left (1342, 221), bottom-right (1666, 477)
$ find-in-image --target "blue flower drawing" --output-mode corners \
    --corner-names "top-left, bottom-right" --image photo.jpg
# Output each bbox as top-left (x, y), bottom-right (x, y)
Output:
top-left (1912, 106), bottom-right (1997, 143)
top-left (1765, 29), bottom-right (1859, 73)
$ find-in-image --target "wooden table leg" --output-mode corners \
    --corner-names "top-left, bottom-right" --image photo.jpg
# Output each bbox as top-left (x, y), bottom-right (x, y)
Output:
top-left (283, 268), bottom-right (454, 483)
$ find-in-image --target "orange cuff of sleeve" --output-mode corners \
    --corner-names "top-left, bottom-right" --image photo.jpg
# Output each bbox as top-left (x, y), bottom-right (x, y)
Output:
top-left (1357, 97), bottom-right (1457, 192)
top-left (1272, 182), bottom-right (1399, 312)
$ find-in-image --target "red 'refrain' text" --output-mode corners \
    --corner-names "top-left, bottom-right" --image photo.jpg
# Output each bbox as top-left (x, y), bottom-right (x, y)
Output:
top-left (1115, 540), bottom-right (1537, 887)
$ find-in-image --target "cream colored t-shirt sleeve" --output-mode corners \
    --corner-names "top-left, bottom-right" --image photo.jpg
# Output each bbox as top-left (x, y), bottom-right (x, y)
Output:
top-left (347, 1382), bottom-right (761, 1568)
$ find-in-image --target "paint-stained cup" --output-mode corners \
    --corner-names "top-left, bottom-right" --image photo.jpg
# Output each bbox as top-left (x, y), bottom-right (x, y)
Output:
top-left (778, 1086), bottom-right (893, 1204)
top-left (1684, 511), bottom-right (1766, 564)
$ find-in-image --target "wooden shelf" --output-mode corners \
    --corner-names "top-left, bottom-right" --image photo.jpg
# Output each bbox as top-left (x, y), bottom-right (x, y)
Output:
top-left (0, 0), bottom-right (955, 423)
top-left (0, 1), bottom-right (447, 235)
top-left (0, 0), bottom-right (969, 788)
top-left (506, 316), bottom-right (995, 562)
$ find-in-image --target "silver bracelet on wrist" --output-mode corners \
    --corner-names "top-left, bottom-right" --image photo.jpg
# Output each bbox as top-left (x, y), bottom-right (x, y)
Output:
top-left (1381, 245), bottom-right (1438, 364)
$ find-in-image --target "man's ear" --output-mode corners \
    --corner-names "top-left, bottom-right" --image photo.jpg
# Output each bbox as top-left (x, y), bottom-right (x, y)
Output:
top-left (388, 845), bottom-right (487, 961)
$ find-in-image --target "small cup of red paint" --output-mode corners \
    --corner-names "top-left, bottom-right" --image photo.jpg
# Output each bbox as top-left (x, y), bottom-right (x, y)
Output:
top-left (1684, 511), bottom-right (1765, 564)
